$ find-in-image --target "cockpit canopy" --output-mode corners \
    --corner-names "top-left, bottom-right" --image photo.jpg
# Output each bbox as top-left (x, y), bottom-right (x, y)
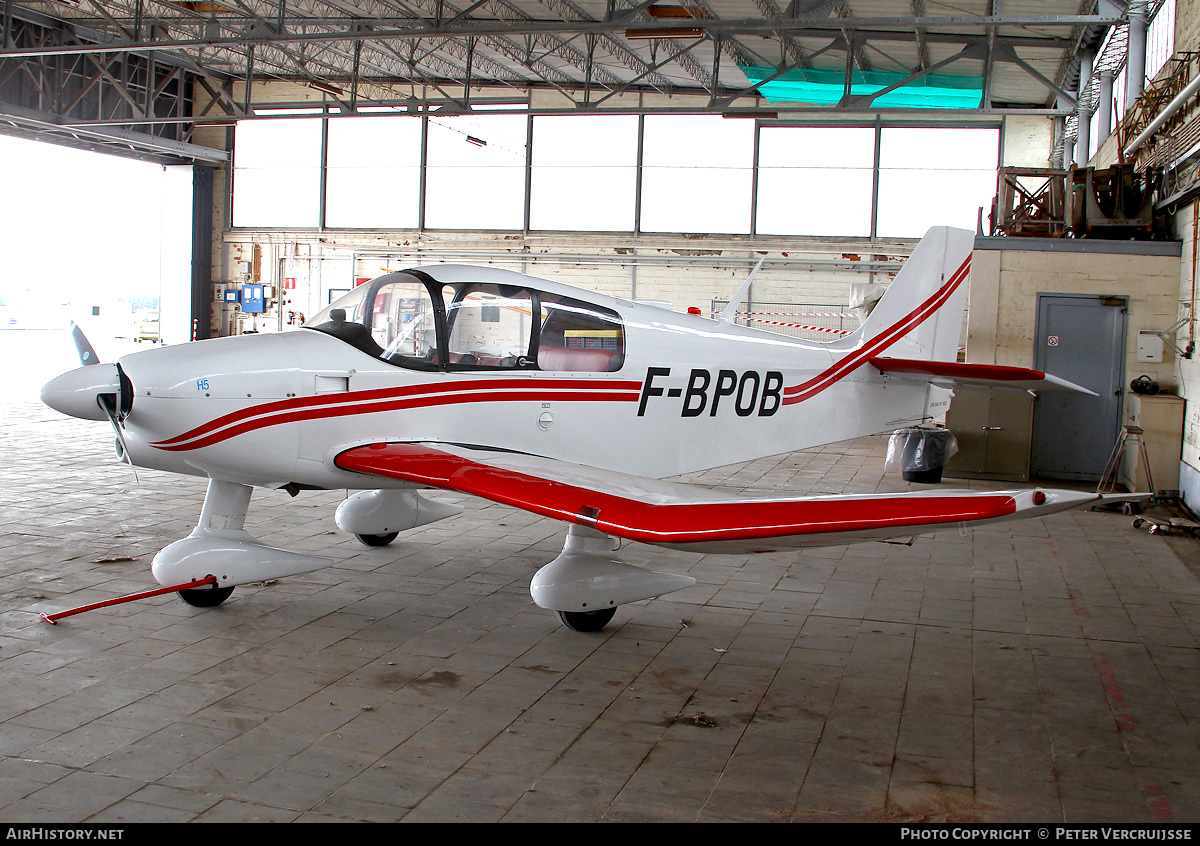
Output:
top-left (306, 270), bottom-right (626, 373)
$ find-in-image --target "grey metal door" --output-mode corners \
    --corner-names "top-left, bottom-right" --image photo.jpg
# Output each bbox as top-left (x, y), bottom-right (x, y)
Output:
top-left (1031, 294), bottom-right (1126, 481)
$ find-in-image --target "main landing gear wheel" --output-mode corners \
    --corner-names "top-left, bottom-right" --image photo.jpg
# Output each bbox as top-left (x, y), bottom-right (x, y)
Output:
top-left (556, 607), bottom-right (617, 632)
top-left (356, 532), bottom-right (399, 547)
top-left (177, 583), bottom-right (234, 607)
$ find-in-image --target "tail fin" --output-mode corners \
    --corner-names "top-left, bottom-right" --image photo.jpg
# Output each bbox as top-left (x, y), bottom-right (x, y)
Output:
top-left (855, 226), bottom-right (973, 362)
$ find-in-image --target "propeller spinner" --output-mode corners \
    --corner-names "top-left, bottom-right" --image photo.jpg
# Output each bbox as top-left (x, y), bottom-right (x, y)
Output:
top-left (41, 323), bottom-right (137, 478)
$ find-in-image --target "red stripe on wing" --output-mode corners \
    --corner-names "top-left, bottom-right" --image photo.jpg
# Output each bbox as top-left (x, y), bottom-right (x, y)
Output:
top-left (334, 442), bottom-right (1018, 546)
top-left (869, 359), bottom-right (1049, 381)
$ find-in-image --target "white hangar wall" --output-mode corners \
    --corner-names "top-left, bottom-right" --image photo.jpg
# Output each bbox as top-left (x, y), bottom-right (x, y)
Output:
top-left (215, 231), bottom-right (916, 337)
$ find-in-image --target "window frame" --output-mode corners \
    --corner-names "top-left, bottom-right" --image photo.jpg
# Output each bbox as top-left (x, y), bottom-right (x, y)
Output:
top-left (306, 271), bottom-right (627, 374)
top-left (442, 281), bottom-right (540, 371)
top-left (231, 109), bottom-right (1002, 240)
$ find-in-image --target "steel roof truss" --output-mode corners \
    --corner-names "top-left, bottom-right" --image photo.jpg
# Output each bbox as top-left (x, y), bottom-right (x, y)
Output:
top-left (840, 42), bottom-right (984, 108)
top-left (588, 34), bottom-right (705, 105)
top-left (996, 41), bottom-right (1078, 106)
top-left (0, 14), bottom-right (1122, 61)
top-left (538, 0), bottom-right (673, 91)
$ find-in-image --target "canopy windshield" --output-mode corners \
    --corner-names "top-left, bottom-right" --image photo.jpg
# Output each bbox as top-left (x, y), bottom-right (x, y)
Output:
top-left (305, 270), bottom-right (626, 374)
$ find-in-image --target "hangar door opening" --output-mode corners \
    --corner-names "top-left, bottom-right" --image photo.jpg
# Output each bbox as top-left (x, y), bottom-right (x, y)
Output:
top-left (0, 136), bottom-right (195, 352)
top-left (1030, 294), bottom-right (1127, 481)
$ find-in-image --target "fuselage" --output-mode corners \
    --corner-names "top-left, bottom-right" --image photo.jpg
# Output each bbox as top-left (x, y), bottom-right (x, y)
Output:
top-left (70, 265), bottom-right (943, 490)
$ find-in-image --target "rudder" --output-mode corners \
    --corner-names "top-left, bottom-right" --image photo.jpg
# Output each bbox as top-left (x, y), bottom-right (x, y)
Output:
top-left (854, 226), bottom-right (973, 363)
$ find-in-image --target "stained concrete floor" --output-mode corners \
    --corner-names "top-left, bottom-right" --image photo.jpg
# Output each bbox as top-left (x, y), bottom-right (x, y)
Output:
top-left (2, 334), bottom-right (1200, 822)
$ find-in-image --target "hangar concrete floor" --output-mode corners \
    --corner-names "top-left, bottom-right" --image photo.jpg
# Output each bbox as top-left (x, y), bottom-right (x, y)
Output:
top-left (2, 332), bottom-right (1200, 823)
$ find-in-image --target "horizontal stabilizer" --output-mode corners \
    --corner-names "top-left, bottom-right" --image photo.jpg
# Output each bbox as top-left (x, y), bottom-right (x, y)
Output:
top-left (335, 442), bottom-right (1107, 554)
top-left (870, 357), bottom-right (1097, 395)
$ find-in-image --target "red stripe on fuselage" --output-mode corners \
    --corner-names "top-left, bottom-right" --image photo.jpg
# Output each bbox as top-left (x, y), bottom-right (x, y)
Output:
top-left (782, 255), bottom-right (971, 405)
top-left (335, 442), bottom-right (1017, 545)
top-left (151, 378), bottom-right (642, 452)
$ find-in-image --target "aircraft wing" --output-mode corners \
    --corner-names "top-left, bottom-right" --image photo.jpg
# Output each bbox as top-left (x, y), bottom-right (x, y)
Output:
top-left (334, 442), bottom-right (1109, 554)
top-left (870, 357), bottom-right (1097, 395)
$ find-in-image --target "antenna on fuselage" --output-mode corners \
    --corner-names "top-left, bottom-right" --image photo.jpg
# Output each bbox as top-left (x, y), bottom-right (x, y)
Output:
top-left (718, 257), bottom-right (765, 325)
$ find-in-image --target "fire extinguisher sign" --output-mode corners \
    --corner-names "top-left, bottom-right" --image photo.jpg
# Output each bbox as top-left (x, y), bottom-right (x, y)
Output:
top-left (284, 277), bottom-right (296, 290)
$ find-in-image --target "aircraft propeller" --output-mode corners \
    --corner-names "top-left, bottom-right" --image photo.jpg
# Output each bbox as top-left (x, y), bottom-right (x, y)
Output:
top-left (42, 323), bottom-right (138, 481)
top-left (70, 321), bottom-right (100, 366)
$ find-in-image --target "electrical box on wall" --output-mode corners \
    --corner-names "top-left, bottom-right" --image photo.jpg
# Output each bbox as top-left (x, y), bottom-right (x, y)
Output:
top-left (242, 284), bottom-right (266, 314)
top-left (1137, 330), bottom-right (1164, 363)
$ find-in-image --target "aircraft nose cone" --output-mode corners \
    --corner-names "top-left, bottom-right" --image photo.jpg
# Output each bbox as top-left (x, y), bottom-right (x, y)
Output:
top-left (41, 364), bottom-right (121, 421)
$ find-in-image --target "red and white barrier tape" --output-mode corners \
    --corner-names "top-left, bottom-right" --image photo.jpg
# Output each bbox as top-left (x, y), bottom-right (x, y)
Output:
top-left (737, 311), bottom-right (858, 319)
top-left (743, 317), bottom-right (852, 334)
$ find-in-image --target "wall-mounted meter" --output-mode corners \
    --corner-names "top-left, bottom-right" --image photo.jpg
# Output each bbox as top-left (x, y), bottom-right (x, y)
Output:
top-left (1137, 330), bottom-right (1164, 363)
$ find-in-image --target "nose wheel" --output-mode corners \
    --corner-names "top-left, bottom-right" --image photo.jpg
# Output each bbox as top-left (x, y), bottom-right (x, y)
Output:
top-left (555, 607), bottom-right (617, 632)
top-left (177, 583), bottom-right (234, 607)
top-left (356, 532), bottom-right (399, 547)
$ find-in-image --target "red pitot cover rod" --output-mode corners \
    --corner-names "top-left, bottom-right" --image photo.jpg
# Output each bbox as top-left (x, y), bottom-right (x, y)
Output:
top-left (40, 575), bottom-right (219, 624)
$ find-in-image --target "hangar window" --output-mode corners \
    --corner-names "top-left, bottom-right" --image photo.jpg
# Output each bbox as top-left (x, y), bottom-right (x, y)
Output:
top-left (875, 127), bottom-right (999, 237)
top-left (530, 115), bottom-right (639, 232)
top-left (232, 111), bottom-right (1000, 238)
top-left (425, 112), bottom-right (529, 230)
top-left (756, 126), bottom-right (874, 236)
top-left (326, 116), bottom-right (422, 228)
top-left (640, 115), bottom-right (754, 234)
top-left (1146, 0), bottom-right (1176, 84)
top-left (232, 110), bottom-right (323, 227)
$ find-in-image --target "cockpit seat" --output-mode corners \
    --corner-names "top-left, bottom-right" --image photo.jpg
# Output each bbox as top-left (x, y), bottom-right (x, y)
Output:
top-left (537, 347), bottom-right (622, 372)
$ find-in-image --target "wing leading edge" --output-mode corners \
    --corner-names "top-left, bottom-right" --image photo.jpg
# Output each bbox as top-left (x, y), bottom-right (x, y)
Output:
top-left (334, 443), bottom-right (1105, 554)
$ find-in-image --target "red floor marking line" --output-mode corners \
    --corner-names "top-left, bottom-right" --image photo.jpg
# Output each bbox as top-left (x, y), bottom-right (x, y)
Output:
top-left (1049, 537), bottom-right (1176, 822)
top-left (1091, 654), bottom-right (1126, 707)
top-left (1149, 797), bottom-right (1175, 820)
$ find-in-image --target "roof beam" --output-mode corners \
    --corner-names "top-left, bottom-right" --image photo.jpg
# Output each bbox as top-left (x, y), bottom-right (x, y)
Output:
top-left (0, 14), bottom-right (1122, 59)
top-left (839, 42), bottom-right (984, 108)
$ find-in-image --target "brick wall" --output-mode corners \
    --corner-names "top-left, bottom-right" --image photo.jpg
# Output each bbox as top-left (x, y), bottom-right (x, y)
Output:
top-left (967, 242), bottom-right (1182, 417)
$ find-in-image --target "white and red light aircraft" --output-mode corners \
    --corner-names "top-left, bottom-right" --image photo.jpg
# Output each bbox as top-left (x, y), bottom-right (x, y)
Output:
top-left (41, 227), bottom-right (1104, 631)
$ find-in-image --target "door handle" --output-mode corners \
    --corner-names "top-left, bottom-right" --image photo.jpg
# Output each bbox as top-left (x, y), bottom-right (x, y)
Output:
top-left (983, 426), bottom-right (1002, 431)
